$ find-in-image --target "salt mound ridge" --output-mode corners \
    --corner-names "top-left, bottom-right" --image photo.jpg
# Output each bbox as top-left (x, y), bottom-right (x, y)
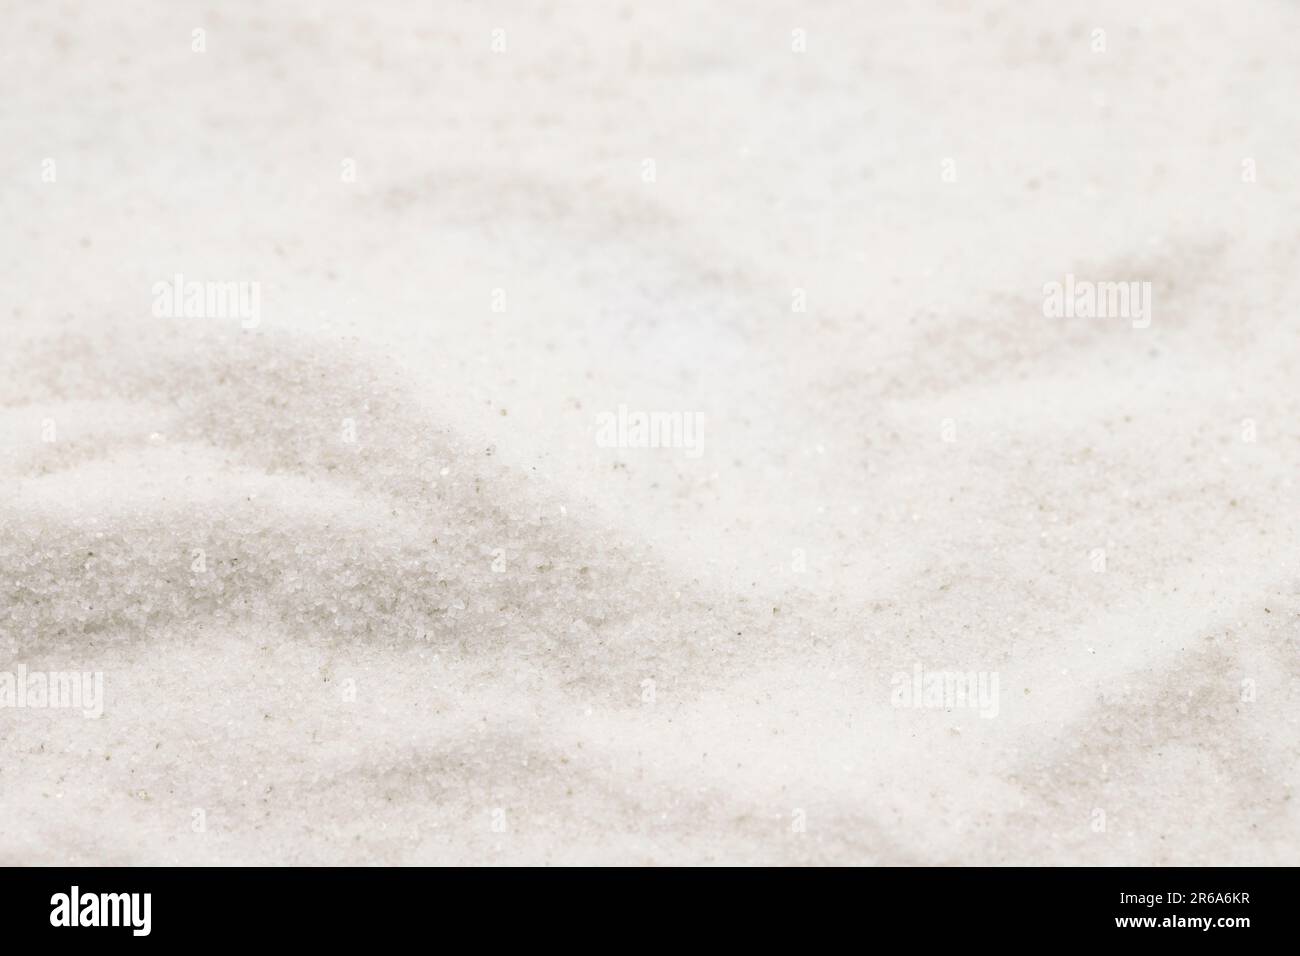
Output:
top-left (1, 323), bottom-right (791, 692)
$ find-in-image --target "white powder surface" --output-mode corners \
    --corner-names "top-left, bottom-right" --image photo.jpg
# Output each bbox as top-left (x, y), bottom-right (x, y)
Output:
top-left (2, 1), bottom-right (1298, 864)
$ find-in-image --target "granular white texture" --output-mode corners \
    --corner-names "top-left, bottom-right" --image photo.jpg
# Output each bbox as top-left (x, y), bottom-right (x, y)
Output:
top-left (1, 0), bottom-right (1298, 864)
